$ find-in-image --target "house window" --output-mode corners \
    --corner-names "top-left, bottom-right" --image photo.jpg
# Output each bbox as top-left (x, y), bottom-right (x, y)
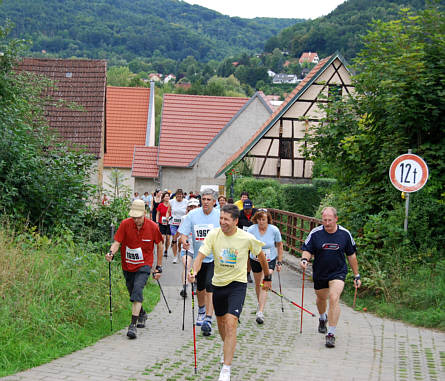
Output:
top-left (279, 138), bottom-right (293, 159)
top-left (328, 85), bottom-right (342, 100)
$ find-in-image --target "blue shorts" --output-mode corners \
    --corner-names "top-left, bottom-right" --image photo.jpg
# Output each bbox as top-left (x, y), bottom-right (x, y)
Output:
top-left (181, 249), bottom-right (197, 259)
top-left (170, 224), bottom-right (180, 236)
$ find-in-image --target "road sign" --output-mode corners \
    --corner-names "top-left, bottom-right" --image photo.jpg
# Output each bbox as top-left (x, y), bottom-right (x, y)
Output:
top-left (389, 153), bottom-right (429, 192)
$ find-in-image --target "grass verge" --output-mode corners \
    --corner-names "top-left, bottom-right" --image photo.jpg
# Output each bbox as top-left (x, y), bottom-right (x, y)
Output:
top-left (342, 260), bottom-right (445, 331)
top-left (0, 228), bottom-right (159, 377)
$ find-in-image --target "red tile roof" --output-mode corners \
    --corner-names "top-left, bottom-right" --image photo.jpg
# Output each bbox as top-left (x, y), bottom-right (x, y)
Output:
top-left (104, 86), bottom-right (150, 168)
top-left (132, 146), bottom-right (159, 178)
top-left (299, 52), bottom-right (319, 64)
top-left (158, 94), bottom-right (250, 167)
top-left (216, 55), bottom-right (333, 177)
top-left (16, 58), bottom-right (106, 157)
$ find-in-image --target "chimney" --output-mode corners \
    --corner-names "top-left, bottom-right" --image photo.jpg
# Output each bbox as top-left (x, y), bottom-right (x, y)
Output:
top-left (145, 81), bottom-right (156, 146)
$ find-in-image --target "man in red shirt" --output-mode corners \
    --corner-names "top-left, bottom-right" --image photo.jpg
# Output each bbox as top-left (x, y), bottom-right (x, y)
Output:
top-left (105, 199), bottom-right (164, 339)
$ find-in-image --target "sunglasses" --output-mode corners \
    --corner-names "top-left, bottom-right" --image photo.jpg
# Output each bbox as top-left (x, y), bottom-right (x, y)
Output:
top-left (258, 208), bottom-right (268, 212)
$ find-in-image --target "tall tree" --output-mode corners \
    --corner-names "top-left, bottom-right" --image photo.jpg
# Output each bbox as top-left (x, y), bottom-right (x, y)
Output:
top-left (305, 4), bottom-right (444, 228)
top-left (0, 22), bottom-right (94, 230)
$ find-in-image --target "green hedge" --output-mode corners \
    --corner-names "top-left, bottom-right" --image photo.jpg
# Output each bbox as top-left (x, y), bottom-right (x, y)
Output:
top-left (231, 177), bottom-right (337, 216)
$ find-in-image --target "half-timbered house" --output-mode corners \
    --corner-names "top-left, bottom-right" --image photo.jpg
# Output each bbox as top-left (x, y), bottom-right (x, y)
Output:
top-left (216, 53), bottom-right (353, 182)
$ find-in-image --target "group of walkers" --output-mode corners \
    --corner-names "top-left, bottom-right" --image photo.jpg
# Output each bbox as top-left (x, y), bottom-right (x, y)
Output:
top-left (105, 188), bottom-right (361, 381)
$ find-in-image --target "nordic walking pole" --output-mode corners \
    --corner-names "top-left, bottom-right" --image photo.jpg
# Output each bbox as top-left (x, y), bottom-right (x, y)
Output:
top-left (300, 270), bottom-right (305, 334)
top-left (155, 275), bottom-right (172, 313)
top-left (353, 285), bottom-right (358, 309)
top-left (263, 285), bottom-right (315, 316)
top-left (277, 270), bottom-right (284, 313)
top-left (191, 276), bottom-right (198, 374)
top-left (108, 262), bottom-right (112, 332)
top-left (108, 223), bottom-right (115, 332)
top-left (182, 251), bottom-right (188, 330)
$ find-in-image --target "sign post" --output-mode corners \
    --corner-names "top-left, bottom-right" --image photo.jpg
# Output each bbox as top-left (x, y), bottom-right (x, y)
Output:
top-left (389, 150), bottom-right (429, 232)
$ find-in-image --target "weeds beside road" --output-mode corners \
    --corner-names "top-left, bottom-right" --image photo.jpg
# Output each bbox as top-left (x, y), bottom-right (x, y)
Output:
top-left (0, 228), bottom-right (159, 378)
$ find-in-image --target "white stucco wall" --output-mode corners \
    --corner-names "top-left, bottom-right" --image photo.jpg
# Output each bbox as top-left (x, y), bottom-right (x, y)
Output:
top-left (102, 167), bottom-right (134, 197)
top-left (134, 178), bottom-right (158, 195)
top-left (160, 95), bottom-right (272, 194)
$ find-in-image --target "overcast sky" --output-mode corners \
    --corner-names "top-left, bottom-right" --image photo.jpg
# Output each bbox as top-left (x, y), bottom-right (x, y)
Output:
top-left (184, 0), bottom-right (346, 19)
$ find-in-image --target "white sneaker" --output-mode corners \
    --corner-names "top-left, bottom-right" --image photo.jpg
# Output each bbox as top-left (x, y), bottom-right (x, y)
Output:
top-left (218, 368), bottom-right (231, 381)
top-left (256, 311), bottom-right (264, 324)
top-left (196, 312), bottom-right (206, 326)
top-left (172, 256), bottom-right (178, 264)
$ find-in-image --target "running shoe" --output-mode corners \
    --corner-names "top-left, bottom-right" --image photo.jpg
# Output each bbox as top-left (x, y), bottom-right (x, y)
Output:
top-left (172, 256), bottom-right (178, 264)
top-left (247, 272), bottom-right (253, 283)
top-left (163, 250), bottom-right (168, 257)
top-left (256, 311), bottom-right (264, 324)
top-left (201, 319), bottom-right (212, 336)
top-left (318, 318), bottom-right (327, 334)
top-left (325, 333), bottom-right (336, 348)
top-left (218, 368), bottom-right (231, 381)
top-left (137, 312), bottom-right (148, 328)
top-left (196, 311), bottom-right (206, 326)
top-left (127, 323), bottom-right (137, 339)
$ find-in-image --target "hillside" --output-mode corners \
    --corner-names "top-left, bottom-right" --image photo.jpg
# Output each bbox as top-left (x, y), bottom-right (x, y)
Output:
top-left (0, 0), bottom-right (300, 62)
top-left (265, 0), bottom-right (429, 59)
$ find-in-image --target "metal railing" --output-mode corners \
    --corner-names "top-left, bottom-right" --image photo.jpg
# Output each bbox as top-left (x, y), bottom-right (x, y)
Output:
top-left (269, 208), bottom-right (322, 255)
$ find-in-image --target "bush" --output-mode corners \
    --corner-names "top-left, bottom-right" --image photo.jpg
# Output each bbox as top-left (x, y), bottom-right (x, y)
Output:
top-left (281, 183), bottom-right (320, 216)
top-left (0, 226), bottom-right (159, 376)
top-left (0, 25), bottom-right (95, 232)
top-left (71, 197), bottom-right (132, 245)
top-left (233, 177), bottom-right (282, 207)
top-left (312, 178), bottom-right (337, 197)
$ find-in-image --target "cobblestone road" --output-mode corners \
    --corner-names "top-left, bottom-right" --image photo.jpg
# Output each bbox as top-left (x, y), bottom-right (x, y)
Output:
top-left (3, 252), bottom-right (445, 381)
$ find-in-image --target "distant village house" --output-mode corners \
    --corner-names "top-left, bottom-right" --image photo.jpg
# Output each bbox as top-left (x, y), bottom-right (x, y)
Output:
top-left (299, 52), bottom-right (319, 65)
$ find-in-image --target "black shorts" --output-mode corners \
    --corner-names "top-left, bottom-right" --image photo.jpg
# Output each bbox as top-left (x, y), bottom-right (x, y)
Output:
top-left (197, 261), bottom-right (214, 293)
top-left (213, 281), bottom-right (247, 318)
top-left (314, 276), bottom-right (345, 290)
top-left (158, 223), bottom-right (171, 235)
top-left (122, 265), bottom-right (151, 302)
top-left (250, 258), bottom-right (276, 273)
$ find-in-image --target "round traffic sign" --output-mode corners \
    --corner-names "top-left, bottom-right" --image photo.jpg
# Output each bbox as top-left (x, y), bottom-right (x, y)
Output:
top-left (389, 154), bottom-right (428, 192)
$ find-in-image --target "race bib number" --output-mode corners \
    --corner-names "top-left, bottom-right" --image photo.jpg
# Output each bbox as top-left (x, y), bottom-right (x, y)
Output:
top-left (125, 246), bottom-right (143, 264)
top-left (242, 226), bottom-right (249, 232)
top-left (171, 218), bottom-right (181, 226)
top-left (194, 224), bottom-right (213, 241)
top-left (161, 216), bottom-right (168, 225)
top-left (252, 248), bottom-right (272, 262)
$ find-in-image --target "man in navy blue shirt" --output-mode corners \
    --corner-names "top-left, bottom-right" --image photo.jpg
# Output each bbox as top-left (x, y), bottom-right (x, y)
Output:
top-left (300, 206), bottom-right (361, 348)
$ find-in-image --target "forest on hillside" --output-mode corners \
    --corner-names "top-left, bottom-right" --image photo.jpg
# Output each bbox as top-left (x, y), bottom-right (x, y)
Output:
top-left (0, 0), bottom-right (298, 63)
top-left (265, 0), bottom-right (429, 59)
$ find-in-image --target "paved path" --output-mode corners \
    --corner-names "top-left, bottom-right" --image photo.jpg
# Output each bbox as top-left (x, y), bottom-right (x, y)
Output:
top-left (3, 251), bottom-right (445, 381)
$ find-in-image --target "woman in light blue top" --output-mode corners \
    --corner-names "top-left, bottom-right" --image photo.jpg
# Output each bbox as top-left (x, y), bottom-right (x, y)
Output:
top-left (247, 209), bottom-right (283, 324)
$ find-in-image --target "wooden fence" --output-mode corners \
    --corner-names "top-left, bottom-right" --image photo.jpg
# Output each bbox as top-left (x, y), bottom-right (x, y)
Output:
top-left (268, 208), bottom-right (322, 255)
